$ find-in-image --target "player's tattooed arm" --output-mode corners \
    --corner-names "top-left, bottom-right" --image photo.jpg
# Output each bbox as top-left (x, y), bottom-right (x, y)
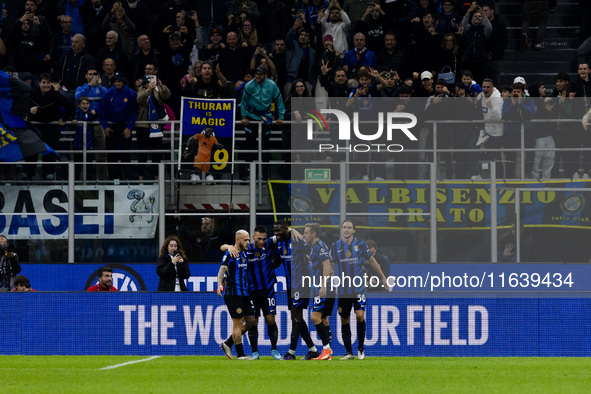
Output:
top-left (217, 265), bottom-right (228, 296)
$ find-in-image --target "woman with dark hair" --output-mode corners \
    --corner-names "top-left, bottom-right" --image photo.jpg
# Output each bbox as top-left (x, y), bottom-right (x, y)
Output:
top-left (157, 235), bottom-right (191, 291)
top-left (285, 78), bottom-right (310, 122)
top-left (438, 33), bottom-right (463, 83)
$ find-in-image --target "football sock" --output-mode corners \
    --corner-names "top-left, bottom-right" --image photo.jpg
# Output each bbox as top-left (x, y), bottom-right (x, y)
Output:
top-left (248, 326), bottom-right (259, 353)
top-left (309, 346), bottom-right (318, 353)
top-left (299, 322), bottom-right (315, 349)
top-left (225, 336), bottom-right (234, 348)
top-left (268, 323), bottom-right (279, 350)
top-left (289, 321), bottom-right (301, 351)
top-left (357, 320), bottom-right (366, 351)
top-left (342, 323), bottom-right (352, 354)
top-left (315, 322), bottom-right (330, 347)
top-left (326, 324), bottom-right (332, 345)
top-left (235, 343), bottom-right (245, 357)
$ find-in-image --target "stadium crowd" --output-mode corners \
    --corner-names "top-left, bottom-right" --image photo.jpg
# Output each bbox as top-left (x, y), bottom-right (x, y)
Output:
top-left (0, 0), bottom-right (590, 181)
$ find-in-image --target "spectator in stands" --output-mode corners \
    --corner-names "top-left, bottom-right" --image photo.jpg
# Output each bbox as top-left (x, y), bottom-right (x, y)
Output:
top-left (342, 32), bottom-right (377, 78)
top-left (425, 78), bottom-right (455, 178)
top-left (435, 0), bottom-right (460, 36)
top-left (0, 235), bottom-right (20, 292)
top-left (461, 3), bottom-right (492, 84)
top-left (22, 0), bottom-right (52, 66)
top-left (102, 2), bottom-right (136, 58)
top-left (129, 35), bottom-right (161, 85)
top-left (502, 82), bottom-right (536, 179)
top-left (161, 10), bottom-right (199, 51)
top-left (218, 31), bottom-right (252, 84)
top-left (136, 71), bottom-right (171, 181)
top-left (409, 10), bottom-right (441, 74)
top-left (200, 28), bottom-right (224, 65)
top-left (481, 2), bottom-right (508, 88)
top-left (413, 70), bottom-right (435, 97)
top-left (100, 58), bottom-right (117, 90)
top-left (57, 33), bottom-right (95, 105)
top-left (460, 69), bottom-right (482, 96)
top-left (377, 32), bottom-right (416, 80)
top-left (181, 216), bottom-right (233, 263)
top-left (528, 81), bottom-right (547, 98)
top-left (259, 0), bottom-right (290, 51)
top-left (82, 0), bottom-right (110, 55)
top-left (320, 64), bottom-right (352, 103)
top-left (51, 16), bottom-right (75, 69)
top-left (195, 1), bottom-right (226, 48)
top-left (520, 0), bottom-right (549, 50)
top-left (531, 97), bottom-right (557, 179)
top-left (438, 33), bottom-right (462, 83)
top-left (451, 83), bottom-right (480, 179)
top-left (343, 0), bottom-right (375, 30)
top-left (359, 3), bottom-right (392, 54)
top-left (285, 20), bottom-right (317, 95)
top-left (269, 39), bottom-right (288, 91)
top-left (470, 78), bottom-right (503, 179)
top-left (238, 18), bottom-right (259, 51)
top-left (185, 61), bottom-right (227, 99)
top-left (319, 1), bottom-right (351, 56)
top-left (226, 0), bottom-right (261, 25)
top-left (498, 224), bottom-right (537, 262)
top-left (59, 0), bottom-right (85, 36)
top-left (548, 73), bottom-right (576, 178)
top-left (73, 96), bottom-right (100, 179)
top-left (240, 65), bottom-right (285, 180)
top-left (87, 266), bottom-right (119, 291)
top-left (574, 62), bottom-right (591, 177)
top-left (28, 73), bottom-right (77, 181)
top-left (121, 0), bottom-right (152, 38)
top-left (250, 46), bottom-right (279, 82)
top-left (13, 275), bottom-right (34, 292)
top-left (7, 18), bottom-right (45, 77)
top-left (159, 31), bottom-right (192, 115)
top-left (157, 235), bottom-right (191, 292)
top-left (366, 239), bottom-right (393, 288)
top-left (100, 71), bottom-right (137, 180)
top-left (95, 30), bottom-right (130, 77)
top-left (156, 0), bottom-right (192, 34)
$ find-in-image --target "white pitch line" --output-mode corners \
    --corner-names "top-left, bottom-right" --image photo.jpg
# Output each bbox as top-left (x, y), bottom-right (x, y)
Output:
top-left (99, 356), bottom-right (161, 370)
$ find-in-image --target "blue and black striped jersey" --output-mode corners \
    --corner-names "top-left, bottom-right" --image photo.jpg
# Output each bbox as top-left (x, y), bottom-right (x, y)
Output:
top-left (221, 250), bottom-right (249, 296)
top-left (290, 238), bottom-right (310, 293)
top-left (309, 240), bottom-right (330, 296)
top-left (275, 238), bottom-right (292, 290)
top-left (246, 238), bottom-right (276, 291)
top-left (330, 237), bottom-right (371, 295)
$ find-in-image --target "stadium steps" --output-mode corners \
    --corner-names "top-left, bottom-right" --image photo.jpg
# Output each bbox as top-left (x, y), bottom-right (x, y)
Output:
top-left (497, 1), bottom-right (580, 87)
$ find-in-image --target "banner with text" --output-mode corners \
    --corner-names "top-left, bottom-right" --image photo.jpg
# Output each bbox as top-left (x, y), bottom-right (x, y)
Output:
top-left (269, 180), bottom-right (591, 229)
top-left (2, 292), bottom-right (590, 356)
top-left (0, 185), bottom-right (158, 239)
top-left (179, 97), bottom-right (235, 174)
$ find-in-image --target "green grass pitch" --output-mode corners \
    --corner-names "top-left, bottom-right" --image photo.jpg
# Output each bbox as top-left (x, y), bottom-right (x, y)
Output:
top-left (1, 356), bottom-right (590, 393)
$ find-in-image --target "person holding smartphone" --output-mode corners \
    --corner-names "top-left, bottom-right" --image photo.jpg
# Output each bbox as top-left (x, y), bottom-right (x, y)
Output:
top-left (157, 235), bottom-right (191, 292)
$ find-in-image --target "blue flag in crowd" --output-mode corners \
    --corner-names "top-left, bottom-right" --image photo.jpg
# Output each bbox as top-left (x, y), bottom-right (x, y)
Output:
top-left (0, 70), bottom-right (56, 162)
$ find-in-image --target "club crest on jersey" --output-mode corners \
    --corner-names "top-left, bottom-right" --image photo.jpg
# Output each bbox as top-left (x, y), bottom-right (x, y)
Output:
top-left (255, 251), bottom-right (261, 257)
top-left (346, 251), bottom-right (352, 257)
top-left (283, 248), bottom-right (287, 254)
top-left (236, 308), bottom-right (242, 314)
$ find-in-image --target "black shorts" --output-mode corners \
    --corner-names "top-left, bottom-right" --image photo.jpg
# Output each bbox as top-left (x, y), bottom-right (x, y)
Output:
top-left (224, 295), bottom-right (255, 319)
top-left (290, 289), bottom-right (310, 310)
top-left (312, 295), bottom-right (335, 316)
top-left (251, 288), bottom-right (277, 317)
top-left (337, 294), bottom-right (366, 317)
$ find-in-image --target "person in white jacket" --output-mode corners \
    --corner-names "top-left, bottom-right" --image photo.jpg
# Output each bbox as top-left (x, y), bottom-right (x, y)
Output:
top-left (319, 2), bottom-right (351, 56)
top-left (470, 78), bottom-right (505, 179)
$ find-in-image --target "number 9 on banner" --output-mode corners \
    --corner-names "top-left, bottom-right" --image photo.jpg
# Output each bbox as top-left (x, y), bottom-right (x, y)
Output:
top-left (213, 149), bottom-right (229, 170)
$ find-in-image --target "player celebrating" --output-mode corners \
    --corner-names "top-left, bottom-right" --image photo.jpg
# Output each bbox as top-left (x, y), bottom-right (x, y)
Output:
top-left (330, 220), bottom-right (388, 360)
top-left (222, 225), bottom-right (281, 360)
top-left (303, 223), bottom-right (334, 360)
top-left (273, 220), bottom-right (319, 360)
top-left (217, 230), bottom-right (255, 360)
